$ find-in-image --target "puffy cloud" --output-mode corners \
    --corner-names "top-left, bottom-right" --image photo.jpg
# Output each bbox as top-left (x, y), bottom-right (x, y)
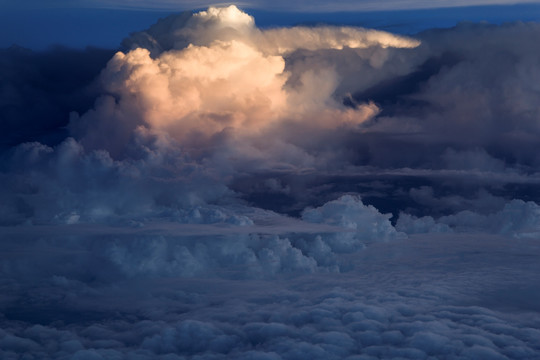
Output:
top-left (0, 137), bottom-right (231, 225)
top-left (395, 212), bottom-right (453, 234)
top-left (1, 230), bottom-right (540, 359)
top-left (106, 233), bottom-right (327, 278)
top-left (9, 7), bottom-right (540, 222)
top-left (3, 6), bottom-right (540, 239)
top-left (302, 195), bottom-right (405, 252)
top-left (3, 7), bottom-right (540, 360)
top-left (397, 198), bottom-right (540, 237)
top-left (71, 5), bottom-right (420, 157)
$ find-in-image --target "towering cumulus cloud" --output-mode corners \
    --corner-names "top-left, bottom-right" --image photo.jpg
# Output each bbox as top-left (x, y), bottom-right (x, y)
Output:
top-left (2, 5), bottom-right (540, 359)
top-left (70, 5), bottom-right (417, 156)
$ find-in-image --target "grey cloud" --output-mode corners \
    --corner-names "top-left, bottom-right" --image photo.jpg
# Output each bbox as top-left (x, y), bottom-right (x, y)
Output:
top-left (2, 7), bottom-right (540, 360)
top-left (1, 232), bottom-right (540, 359)
top-left (397, 198), bottom-right (540, 237)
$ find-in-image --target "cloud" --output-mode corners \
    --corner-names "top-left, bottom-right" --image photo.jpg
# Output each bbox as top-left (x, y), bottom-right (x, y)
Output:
top-left (0, 137), bottom-right (234, 226)
top-left (3, 7), bottom-right (540, 359)
top-left (1, 229), bottom-right (540, 359)
top-left (69, 6), bottom-right (421, 158)
top-left (3, 5), bottom-right (540, 233)
top-left (397, 198), bottom-right (540, 237)
top-left (4, 7), bottom-right (540, 237)
top-left (302, 195), bottom-right (406, 252)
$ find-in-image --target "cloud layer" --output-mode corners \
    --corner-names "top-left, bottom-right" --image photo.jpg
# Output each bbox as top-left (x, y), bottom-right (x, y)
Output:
top-left (1, 231), bottom-right (540, 359)
top-left (2, 6), bottom-right (540, 359)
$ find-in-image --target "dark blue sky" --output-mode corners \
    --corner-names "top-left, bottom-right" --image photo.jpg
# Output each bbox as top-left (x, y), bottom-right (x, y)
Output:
top-left (2, 3), bottom-right (540, 49)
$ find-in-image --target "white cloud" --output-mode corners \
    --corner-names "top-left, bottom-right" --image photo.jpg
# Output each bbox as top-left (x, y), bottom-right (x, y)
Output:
top-left (71, 6), bottom-right (419, 157)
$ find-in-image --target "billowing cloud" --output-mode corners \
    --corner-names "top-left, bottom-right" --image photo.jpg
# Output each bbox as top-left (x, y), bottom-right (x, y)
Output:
top-left (3, 5), bottom-right (540, 237)
top-left (3, 5), bottom-right (540, 239)
top-left (398, 198), bottom-right (540, 238)
top-left (1, 228), bottom-right (540, 359)
top-left (3, 6), bottom-right (540, 359)
top-left (71, 5), bottom-right (419, 157)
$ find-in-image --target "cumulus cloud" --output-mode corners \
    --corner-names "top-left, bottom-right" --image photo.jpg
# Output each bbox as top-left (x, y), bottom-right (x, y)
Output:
top-left (302, 195), bottom-right (405, 252)
top-left (3, 6), bottom-right (540, 359)
top-left (0, 137), bottom-right (233, 226)
top-left (70, 5), bottom-right (419, 157)
top-left (397, 198), bottom-right (540, 237)
top-left (1, 229), bottom-right (540, 359)
top-left (3, 5), bottom-right (540, 245)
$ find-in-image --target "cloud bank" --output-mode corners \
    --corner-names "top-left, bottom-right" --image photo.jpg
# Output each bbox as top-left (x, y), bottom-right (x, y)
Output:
top-left (2, 5), bottom-right (540, 359)
top-left (1, 231), bottom-right (540, 359)
top-left (3, 4), bottom-right (540, 268)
